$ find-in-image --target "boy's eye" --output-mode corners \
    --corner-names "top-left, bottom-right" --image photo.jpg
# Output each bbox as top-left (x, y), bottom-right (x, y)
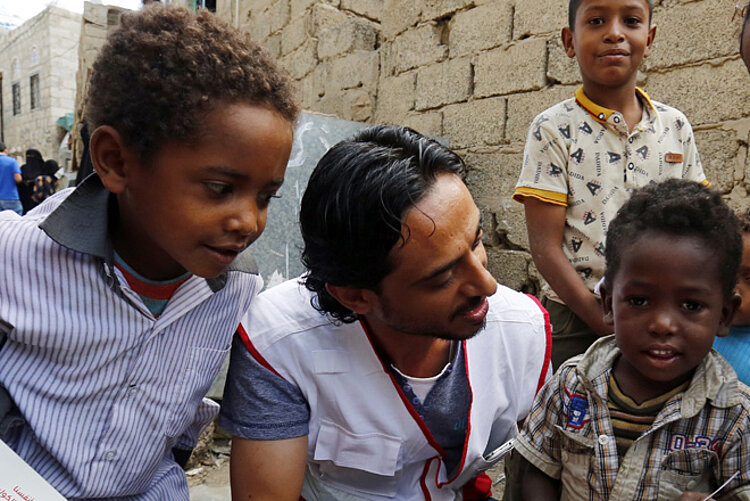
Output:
top-left (681, 301), bottom-right (705, 313)
top-left (258, 193), bottom-right (281, 209)
top-left (626, 297), bottom-right (647, 307)
top-left (588, 17), bottom-right (605, 25)
top-left (205, 182), bottom-right (233, 196)
top-left (624, 17), bottom-right (642, 26)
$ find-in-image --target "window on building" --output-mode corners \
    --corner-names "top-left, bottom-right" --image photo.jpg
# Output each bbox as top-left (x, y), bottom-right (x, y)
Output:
top-left (30, 47), bottom-right (39, 66)
top-left (12, 83), bottom-right (20, 116)
top-left (30, 74), bottom-right (40, 110)
top-left (195, 0), bottom-right (216, 12)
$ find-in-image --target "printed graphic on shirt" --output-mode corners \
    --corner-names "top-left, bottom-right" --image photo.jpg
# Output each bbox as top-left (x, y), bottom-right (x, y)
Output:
top-left (668, 434), bottom-right (723, 454)
top-left (563, 386), bottom-right (590, 429)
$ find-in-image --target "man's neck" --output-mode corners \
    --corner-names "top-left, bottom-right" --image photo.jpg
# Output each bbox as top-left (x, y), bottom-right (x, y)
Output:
top-left (583, 83), bottom-right (643, 133)
top-left (362, 316), bottom-right (453, 378)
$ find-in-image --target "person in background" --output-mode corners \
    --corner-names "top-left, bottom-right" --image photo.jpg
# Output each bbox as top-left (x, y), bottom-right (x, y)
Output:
top-left (517, 179), bottom-right (749, 501)
top-left (19, 148), bottom-right (44, 213)
top-left (713, 209), bottom-right (750, 385)
top-left (0, 4), bottom-right (297, 500)
top-left (513, 0), bottom-right (708, 371)
top-left (0, 141), bottom-right (22, 215)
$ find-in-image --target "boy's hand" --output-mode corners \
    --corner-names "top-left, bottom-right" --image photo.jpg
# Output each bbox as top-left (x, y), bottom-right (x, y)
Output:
top-left (679, 493), bottom-right (713, 501)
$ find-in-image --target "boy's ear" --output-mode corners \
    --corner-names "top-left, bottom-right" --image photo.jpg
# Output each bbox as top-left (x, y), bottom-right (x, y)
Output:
top-left (643, 25), bottom-right (657, 57)
top-left (325, 284), bottom-right (377, 315)
top-left (717, 293), bottom-right (741, 338)
top-left (599, 280), bottom-right (615, 328)
top-left (561, 27), bottom-right (576, 59)
top-left (89, 125), bottom-right (139, 194)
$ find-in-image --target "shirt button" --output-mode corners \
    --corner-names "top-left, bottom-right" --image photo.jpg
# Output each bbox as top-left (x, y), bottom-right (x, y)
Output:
top-left (598, 435), bottom-right (609, 445)
top-left (598, 113), bottom-right (606, 120)
top-left (128, 386), bottom-right (138, 396)
top-left (687, 479), bottom-right (697, 489)
top-left (613, 116), bottom-right (620, 123)
top-left (103, 450), bottom-right (117, 461)
top-left (627, 162), bottom-right (635, 170)
top-left (628, 137), bottom-right (634, 143)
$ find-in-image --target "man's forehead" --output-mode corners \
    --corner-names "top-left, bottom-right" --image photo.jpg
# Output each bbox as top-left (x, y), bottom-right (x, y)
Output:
top-left (386, 178), bottom-right (480, 279)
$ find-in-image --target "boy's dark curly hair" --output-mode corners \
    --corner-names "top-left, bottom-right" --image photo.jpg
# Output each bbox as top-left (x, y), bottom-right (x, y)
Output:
top-left (604, 179), bottom-right (741, 299)
top-left (86, 4), bottom-right (299, 161)
top-left (568, 0), bottom-right (653, 30)
top-left (737, 207), bottom-right (750, 233)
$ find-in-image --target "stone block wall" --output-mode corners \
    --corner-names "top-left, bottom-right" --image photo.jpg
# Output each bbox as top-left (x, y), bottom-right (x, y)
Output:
top-left (214, 0), bottom-right (750, 294)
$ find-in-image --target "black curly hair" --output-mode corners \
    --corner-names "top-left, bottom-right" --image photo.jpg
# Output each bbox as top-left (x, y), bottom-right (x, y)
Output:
top-left (85, 4), bottom-right (299, 162)
top-left (300, 125), bottom-right (466, 323)
top-left (604, 179), bottom-right (741, 299)
top-left (737, 208), bottom-right (750, 233)
top-left (568, 0), bottom-right (653, 30)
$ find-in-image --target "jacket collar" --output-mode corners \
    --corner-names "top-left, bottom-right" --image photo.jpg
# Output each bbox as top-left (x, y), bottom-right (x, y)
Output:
top-left (577, 336), bottom-right (742, 412)
top-left (39, 173), bottom-right (257, 292)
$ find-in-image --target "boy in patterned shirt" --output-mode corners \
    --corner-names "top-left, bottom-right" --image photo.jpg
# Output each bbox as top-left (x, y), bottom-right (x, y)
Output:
top-left (513, 0), bottom-right (708, 369)
top-left (516, 179), bottom-right (750, 501)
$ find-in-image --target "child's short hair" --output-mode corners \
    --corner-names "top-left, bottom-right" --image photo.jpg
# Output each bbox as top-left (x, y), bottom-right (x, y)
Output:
top-left (604, 179), bottom-right (741, 298)
top-left (737, 208), bottom-right (750, 233)
top-left (568, 0), bottom-right (653, 30)
top-left (86, 4), bottom-right (299, 162)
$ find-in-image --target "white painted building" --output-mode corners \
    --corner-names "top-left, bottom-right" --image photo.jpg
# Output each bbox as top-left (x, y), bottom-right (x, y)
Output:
top-left (0, 7), bottom-right (81, 163)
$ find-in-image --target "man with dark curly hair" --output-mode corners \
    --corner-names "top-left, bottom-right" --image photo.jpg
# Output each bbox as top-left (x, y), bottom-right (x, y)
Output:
top-left (220, 125), bottom-right (552, 500)
top-left (0, 4), bottom-right (297, 500)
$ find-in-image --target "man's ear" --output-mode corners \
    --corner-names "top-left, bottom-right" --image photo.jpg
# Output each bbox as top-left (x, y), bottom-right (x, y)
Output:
top-left (599, 280), bottom-right (615, 329)
top-left (89, 125), bottom-right (138, 194)
top-left (325, 284), bottom-right (378, 315)
top-left (717, 293), bottom-right (741, 338)
top-left (561, 27), bottom-right (576, 58)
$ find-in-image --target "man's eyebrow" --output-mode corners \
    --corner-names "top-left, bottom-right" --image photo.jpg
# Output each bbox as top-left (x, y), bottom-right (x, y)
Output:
top-left (476, 213), bottom-right (484, 240)
top-left (416, 212), bottom-right (483, 284)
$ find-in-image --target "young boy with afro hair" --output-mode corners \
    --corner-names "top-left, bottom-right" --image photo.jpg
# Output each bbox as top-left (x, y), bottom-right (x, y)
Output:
top-left (513, 0), bottom-right (709, 371)
top-left (516, 179), bottom-right (750, 501)
top-left (0, 4), bottom-right (298, 499)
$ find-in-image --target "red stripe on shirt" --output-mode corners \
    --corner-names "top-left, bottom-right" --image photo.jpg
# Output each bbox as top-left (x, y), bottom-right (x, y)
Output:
top-left (526, 294), bottom-right (553, 394)
top-left (237, 324), bottom-right (286, 381)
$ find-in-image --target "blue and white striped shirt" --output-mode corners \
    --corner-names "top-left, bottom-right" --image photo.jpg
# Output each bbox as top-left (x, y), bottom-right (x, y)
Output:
top-left (0, 175), bottom-right (262, 500)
